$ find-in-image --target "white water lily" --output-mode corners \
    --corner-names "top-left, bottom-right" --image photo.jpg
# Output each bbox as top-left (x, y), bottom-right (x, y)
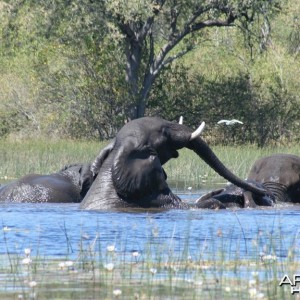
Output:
top-left (104, 263), bottom-right (114, 271)
top-left (132, 251), bottom-right (139, 257)
top-left (249, 288), bottom-right (258, 297)
top-left (65, 261), bottom-right (74, 267)
top-left (107, 245), bottom-right (116, 252)
top-left (21, 258), bottom-right (32, 265)
top-left (24, 248), bottom-right (31, 256)
top-left (113, 289), bottom-right (122, 297)
top-left (249, 279), bottom-right (256, 287)
top-left (28, 281), bottom-right (37, 288)
top-left (3, 226), bottom-right (11, 232)
top-left (149, 268), bottom-right (157, 275)
top-left (59, 260), bottom-right (74, 269)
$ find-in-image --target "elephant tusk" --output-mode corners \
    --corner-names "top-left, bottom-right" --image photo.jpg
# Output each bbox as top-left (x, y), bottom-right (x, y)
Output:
top-left (190, 122), bottom-right (205, 140)
top-left (179, 116), bottom-right (183, 124)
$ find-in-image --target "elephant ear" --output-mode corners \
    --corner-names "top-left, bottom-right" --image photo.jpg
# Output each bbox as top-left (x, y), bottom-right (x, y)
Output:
top-left (91, 139), bottom-right (116, 177)
top-left (111, 138), bottom-right (168, 202)
top-left (196, 188), bottom-right (225, 204)
top-left (79, 164), bottom-right (94, 198)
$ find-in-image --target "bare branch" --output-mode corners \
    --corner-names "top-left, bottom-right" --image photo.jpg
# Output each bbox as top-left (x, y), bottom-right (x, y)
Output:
top-left (190, 12), bottom-right (236, 32)
top-left (160, 45), bottom-right (196, 70)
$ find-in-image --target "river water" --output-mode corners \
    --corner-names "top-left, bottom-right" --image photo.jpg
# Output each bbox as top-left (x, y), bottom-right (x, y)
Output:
top-left (1, 188), bottom-right (300, 263)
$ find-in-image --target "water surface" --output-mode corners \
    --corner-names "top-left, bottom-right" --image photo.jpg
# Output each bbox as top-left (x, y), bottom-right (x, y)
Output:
top-left (1, 188), bottom-right (300, 263)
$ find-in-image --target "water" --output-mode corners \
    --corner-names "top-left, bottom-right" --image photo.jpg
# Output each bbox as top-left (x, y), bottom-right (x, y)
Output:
top-left (1, 188), bottom-right (300, 263)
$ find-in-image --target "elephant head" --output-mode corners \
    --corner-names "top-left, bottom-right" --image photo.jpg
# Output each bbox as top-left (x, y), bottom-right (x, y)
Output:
top-left (80, 117), bottom-right (271, 210)
top-left (59, 163), bottom-right (95, 199)
top-left (247, 154), bottom-right (300, 203)
top-left (0, 163), bottom-right (94, 203)
top-left (196, 180), bottom-right (275, 209)
top-left (196, 153), bottom-right (300, 209)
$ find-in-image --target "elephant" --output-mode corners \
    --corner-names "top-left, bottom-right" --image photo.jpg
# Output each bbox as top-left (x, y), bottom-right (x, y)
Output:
top-left (80, 117), bottom-right (272, 210)
top-left (196, 153), bottom-right (300, 208)
top-left (248, 154), bottom-right (300, 203)
top-left (196, 180), bottom-right (275, 209)
top-left (0, 163), bottom-right (94, 203)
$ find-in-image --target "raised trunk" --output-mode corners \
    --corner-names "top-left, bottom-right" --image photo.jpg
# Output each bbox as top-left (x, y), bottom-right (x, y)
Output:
top-left (80, 153), bottom-right (127, 210)
top-left (187, 137), bottom-right (268, 196)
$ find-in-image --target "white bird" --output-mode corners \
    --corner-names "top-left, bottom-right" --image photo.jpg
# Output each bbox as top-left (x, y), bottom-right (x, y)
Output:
top-left (217, 119), bottom-right (243, 126)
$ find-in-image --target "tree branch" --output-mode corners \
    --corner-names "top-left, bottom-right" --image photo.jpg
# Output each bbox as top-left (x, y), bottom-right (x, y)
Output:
top-left (160, 45), bottom-right (196, 70)
top-left (191, 13), bottom-right (236, 31)
top-left (151, 10), bottom-right (236, 76)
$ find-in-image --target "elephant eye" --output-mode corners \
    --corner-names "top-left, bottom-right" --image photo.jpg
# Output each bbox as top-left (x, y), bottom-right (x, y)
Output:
top-left (161, 127), bottom-right (170, 139)
top-left (130, 147), bottom-right (157, 160)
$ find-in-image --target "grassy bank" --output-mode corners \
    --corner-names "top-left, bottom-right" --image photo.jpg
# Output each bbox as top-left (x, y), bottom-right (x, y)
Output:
top-left (0, 139), bottom-right (299, 187)
top-left (0, 139), bottom-right (103, 181)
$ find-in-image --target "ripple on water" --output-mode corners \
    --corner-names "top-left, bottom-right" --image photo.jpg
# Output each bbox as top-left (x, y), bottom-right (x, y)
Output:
top-left (0, 191), bottom-right (300, 263)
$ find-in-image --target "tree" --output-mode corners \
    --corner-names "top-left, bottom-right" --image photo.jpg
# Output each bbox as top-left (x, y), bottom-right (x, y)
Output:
top-left (104, 0), bottom-right (282, 119)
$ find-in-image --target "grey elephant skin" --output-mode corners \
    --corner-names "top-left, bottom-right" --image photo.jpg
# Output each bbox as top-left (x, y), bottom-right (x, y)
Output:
top-left (197, 153), bottom-right (300, 208)
top-left (80, 117), bottom-right (269, 210)
top-left (0, 164), bottom-right (93, 203)
top-left (248, 154), bottom-right (300, 203)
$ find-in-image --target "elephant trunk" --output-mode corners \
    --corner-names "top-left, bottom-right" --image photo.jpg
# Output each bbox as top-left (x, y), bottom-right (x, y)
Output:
top-left (187, 137), bottom-right (269, 196)
top-left (261, 182), bottom-right (288, 202)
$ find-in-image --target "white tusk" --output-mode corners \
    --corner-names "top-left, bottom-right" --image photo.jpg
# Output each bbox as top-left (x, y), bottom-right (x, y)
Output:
top-left (179, 116), bottom-right (183, 124)
top-left (190, 122), bottom-right (205, 140)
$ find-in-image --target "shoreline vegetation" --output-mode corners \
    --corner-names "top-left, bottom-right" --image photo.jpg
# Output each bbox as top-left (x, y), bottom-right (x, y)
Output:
top-left (0, 139), bottom-right (299, 186)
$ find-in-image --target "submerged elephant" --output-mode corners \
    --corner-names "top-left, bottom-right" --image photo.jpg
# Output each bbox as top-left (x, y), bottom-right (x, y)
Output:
top-left (196, 153), bottom-right (300, 208)
top-left (196, 180), bottom-right (275, 209)
top-left (0, 163), bottom-right (94, 203)
top-left (80, 117), bottom-right (270, 210)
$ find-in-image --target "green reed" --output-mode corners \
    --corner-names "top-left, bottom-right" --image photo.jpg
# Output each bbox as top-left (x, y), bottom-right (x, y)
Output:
top-left (1, 139), bottom-right (298, 184)
top-left (0, 139), bottom-right (104, 180)
top-left (165, 144), bottom-right (300, 188)
top-left (0, 217), bottom-right (299, 300)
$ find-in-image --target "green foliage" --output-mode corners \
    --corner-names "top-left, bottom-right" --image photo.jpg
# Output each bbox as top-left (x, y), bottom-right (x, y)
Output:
top-left (0, 139), bottom-right (298, 187)
top-left (104, 0), bottom-right (284, 118)
top-left (0, 0), bottom-right (299, 146)
top-left (149, 61), bottom-right (299, 147)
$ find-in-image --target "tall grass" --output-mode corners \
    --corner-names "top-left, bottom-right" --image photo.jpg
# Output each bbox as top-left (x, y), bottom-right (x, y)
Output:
top-left (0, 139), bottom-right (299, 186)
top-left (0, 139), bottom-right (105, 180)
top-left (165, 144), bottom-right (299, 188)
top-left (0, 219), bottom-right (299, 300)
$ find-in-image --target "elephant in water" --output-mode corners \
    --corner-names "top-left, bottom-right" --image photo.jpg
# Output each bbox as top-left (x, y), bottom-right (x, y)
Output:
top-left (196, 153), bottom-right (300, 208)
top-left (0, 163), bottom-right (94, 203)
top-left (80, 117), bottom-right (271, 210)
